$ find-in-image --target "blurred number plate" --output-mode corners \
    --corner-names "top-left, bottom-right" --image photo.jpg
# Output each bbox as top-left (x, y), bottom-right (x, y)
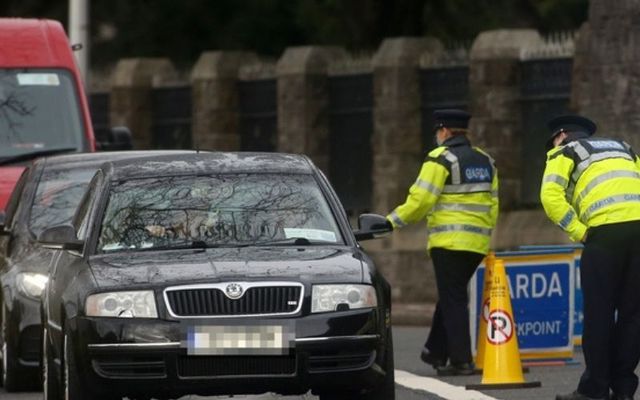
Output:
top-left (182, 325), bottom-right (295, 356)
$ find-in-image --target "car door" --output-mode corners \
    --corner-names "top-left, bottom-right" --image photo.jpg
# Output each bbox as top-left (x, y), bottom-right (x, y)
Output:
top-left (47, 171), bottom-right (103, 337)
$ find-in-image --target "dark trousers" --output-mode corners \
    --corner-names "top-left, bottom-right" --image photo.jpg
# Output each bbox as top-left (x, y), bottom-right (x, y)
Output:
top-left (577, 221), bottom-right (640, 398)
top-left (424, 247), bottom-right (484, 365)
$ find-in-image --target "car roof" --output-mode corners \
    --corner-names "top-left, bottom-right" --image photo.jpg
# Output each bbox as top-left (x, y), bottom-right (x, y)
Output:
top-left (35, 150), bottom-right (198, 171)
top-left (100, 152), bottom-right (315, 181)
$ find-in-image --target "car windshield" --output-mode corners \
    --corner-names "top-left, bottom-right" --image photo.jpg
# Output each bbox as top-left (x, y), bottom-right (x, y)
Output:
top-left (29, 166), bottom-right (96, 237)
top-left (0, 69), bottom-right (85, 161)
top-left (97, 174), bottom-right (344, 252)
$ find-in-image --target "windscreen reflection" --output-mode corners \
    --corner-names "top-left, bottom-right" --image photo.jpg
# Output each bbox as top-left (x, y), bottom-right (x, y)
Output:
top-left (98, 174), bottom-right (343, 252)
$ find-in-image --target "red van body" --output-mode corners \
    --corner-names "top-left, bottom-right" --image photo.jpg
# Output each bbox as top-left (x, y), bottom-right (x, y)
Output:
top-left (0, 18), bottom-right (95, 211)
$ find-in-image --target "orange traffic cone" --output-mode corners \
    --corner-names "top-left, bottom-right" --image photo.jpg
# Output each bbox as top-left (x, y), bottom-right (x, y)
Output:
top-left (475, 252), bottom-right (495, 370)
top-left (466, 259), bottom-right (541, 390)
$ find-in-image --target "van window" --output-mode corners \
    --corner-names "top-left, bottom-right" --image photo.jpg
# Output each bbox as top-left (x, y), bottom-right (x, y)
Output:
top-left (0, 68), bottom-right (85, 160)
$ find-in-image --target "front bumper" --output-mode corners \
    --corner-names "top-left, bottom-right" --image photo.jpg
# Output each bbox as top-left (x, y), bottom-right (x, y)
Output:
top-left (68, 308), bottom-right (389, 398)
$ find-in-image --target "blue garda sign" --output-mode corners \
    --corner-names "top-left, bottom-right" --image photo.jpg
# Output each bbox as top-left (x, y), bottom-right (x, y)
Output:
top-left (469, 249), bottom-right (575, 360)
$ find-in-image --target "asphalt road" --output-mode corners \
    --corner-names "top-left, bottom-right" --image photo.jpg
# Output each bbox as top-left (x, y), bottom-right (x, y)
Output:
top-left (1, 326), bottom-right (587, 400)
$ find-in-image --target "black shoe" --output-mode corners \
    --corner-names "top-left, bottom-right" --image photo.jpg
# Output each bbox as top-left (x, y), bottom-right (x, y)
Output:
top-left (419, 350), bottom-right (445, 368)
top-left (556, 391), bottom-right (609, 400)
top-left (436, 363), bottom-right (475, 376)
top-left (610, 394), bottom-right (633, 400)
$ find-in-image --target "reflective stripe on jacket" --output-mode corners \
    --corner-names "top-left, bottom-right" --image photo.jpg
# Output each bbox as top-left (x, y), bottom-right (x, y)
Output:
top-left (540, 137), bottom-right (640, 242)
top-left (387, 135), bottom-right (499, 255)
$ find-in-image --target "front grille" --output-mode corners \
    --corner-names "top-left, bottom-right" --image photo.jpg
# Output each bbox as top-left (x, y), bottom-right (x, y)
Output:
top-left (308, 351), bottom-right (376, 372)
top-left (92, 357), bottom-right (166, 378)
top-left (165, 285), bottom-right (302, 317)
top-left (177, 355), bottom-right (296, 377)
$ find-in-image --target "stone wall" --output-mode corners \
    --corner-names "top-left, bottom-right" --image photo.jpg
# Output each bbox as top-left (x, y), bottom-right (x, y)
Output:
top-left (110, 58), bottom-right (177, 149)
top-left (276, 47), bottom-right (347, 173)
top-left (572, 0), bottom-right (640, 149)
top-left (469, 30), bottom-right (544, 209)
top-left (191, 51), bottom-right (259, 151)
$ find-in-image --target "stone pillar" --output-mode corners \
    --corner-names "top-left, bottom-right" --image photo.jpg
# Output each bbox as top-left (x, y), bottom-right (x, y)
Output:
top-left (371, 37), bottom-right (442, 215)
top-left (190, 51), bottom-right (259, 151)
top-left (468, 29), bottom-right (543, 209)
top-left (276, 46), bottom-right (347, 172)
top-left (110, 58), bottom-right (177, 149)
top-left (367, 38), bottom-right (443, 309)
top-left (572, 1), bottom-right (640, 149)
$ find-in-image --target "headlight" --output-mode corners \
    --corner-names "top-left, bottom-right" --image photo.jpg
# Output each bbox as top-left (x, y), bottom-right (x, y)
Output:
top-left (16, 273), bottom-right (48, 299)
top-left (311, 284), bottom-right (378, 313)
top-left (85, 291), bottom-right (158, 318)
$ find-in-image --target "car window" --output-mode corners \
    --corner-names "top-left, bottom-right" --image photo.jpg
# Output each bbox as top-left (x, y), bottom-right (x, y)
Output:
top-left (28, 166), bottom-right (96, 237)
top-left (4, 167), bottom-right (30, 230)
top-left (75, 172), bottom-right (103, 240)
top-left (97, 173), bottom-right (344, 253)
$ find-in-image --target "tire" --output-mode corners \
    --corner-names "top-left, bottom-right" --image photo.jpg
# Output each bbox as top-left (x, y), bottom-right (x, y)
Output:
top-left (374, 328), bottom-right (396, 400)
top-left (63, 330), bottom-right (89, 400)
top-left (42, 327), bottom-right (62, 400)
top-left (62, 329), bottom-right (117, 400)
top-left (1, 304), bottom-right (31, 391)
top-left (320, 329), bottom-right (395, 400)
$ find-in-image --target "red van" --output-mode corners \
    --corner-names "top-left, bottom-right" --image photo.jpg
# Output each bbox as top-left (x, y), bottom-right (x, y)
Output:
top-left (0, 19), bottom-right (97, 211)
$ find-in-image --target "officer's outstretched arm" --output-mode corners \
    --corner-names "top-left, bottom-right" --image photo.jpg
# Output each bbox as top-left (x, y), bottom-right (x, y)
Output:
top-left (387, 160), bottom-right (448, 228)
top-left (540, 153), bottom-right (587, 242)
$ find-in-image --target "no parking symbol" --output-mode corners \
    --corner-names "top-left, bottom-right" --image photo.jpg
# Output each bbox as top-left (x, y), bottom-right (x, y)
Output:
top-left (487, 310), bottom-right (514, 345)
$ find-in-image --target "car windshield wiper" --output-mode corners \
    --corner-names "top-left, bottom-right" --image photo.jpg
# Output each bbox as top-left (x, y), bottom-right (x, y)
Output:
top-left (133, 240), bottom-right (212, 252)
top-left (246, 237), bottom-right (332, 247)
top-left (0, 147), bottom-right (78, 166)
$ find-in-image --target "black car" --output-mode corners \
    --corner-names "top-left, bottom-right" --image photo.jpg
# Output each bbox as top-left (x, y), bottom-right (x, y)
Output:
top-left (39, 152), bottom-right (394, 400)
top-left (0, 151), bottom-right (192, 391)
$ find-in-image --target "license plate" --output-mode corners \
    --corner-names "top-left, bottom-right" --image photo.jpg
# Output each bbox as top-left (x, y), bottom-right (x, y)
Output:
top-left (182, 324), bottom-right (295, 356)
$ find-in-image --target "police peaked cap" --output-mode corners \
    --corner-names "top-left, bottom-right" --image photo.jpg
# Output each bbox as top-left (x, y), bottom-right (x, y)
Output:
top-left (433, 109), bottom-right (471, 131)
top-left (546, 115), bottom-right (597, 149)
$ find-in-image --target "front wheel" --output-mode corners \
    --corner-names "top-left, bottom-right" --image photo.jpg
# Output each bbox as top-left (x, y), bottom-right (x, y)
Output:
top-left (42, 327), bottom-right (62, 400)
top-left (320, 329), bottom-right (395, 400)
top-left (1, 305), bottom-right (32, 391)
top-left (63, 330), bottom-right (88, 400)
top-left (62, 329), bottom-right (116, 400)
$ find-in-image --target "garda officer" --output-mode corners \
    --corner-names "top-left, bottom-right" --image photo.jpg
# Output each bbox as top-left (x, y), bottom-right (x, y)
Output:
top-left (540, 115), bottom-right (640, 400)
top-left (386, 109), bottom-right (499, 375)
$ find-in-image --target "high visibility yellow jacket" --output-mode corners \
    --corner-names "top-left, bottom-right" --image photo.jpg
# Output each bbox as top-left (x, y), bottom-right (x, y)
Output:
top-left (540, 137), bottom-right (640, 242)
top-left (387, 135), bottom-right (499, 255)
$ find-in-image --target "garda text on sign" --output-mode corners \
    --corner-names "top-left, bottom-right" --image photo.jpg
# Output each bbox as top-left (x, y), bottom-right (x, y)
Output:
top-left (469, 250), bottom-right (575, 360)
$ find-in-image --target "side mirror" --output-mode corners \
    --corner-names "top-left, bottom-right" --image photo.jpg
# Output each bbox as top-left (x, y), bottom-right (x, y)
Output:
top-left (99, 126), bottom-right (133, 151)
top-left (0, 211), bottom-right (8, 236)
top-left (38, 224), bottom-right (84, 251)
top-left (354, 213), bottom-right (393, 241)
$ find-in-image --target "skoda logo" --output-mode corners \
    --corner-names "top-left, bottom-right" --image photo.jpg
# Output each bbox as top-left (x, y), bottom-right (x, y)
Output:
top-left (225, 283), bottom-right (244, 299)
